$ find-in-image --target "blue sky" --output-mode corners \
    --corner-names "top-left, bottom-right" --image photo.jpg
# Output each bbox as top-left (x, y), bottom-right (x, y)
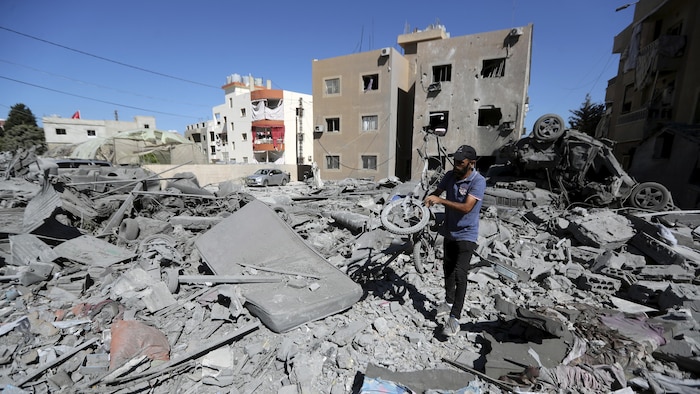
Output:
top-left (0, 0), bottom-right (635, 134)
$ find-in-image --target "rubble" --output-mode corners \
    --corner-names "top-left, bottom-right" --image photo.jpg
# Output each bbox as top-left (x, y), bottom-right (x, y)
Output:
top-left (0, 153), bottom-right (699, 393)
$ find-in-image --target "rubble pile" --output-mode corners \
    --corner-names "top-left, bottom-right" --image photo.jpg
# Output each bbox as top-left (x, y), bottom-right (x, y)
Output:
top-left (0, 160), bottom-right (699, 393)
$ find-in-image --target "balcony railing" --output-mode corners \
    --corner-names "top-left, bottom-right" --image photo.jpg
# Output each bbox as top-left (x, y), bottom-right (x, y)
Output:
top-left (618, 108), bottom-right (648, 125)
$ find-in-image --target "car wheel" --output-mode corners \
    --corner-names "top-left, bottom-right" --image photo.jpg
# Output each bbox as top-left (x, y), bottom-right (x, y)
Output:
top-left (533, 113), bottom-right (565, 141)
top-left (281, 178), bottom-right (288, 186)
top-left (262, 179), bottom-right (269, 187)
top-left (629, 182), bottom-right (670, 211)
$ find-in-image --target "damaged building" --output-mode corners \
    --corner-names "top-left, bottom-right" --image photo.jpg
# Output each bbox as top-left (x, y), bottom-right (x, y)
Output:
top-left (312, 23), bottom-right (533, 181)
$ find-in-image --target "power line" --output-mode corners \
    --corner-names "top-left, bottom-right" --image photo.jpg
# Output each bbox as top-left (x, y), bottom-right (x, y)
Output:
top-left (0, 75), bottom-right (199, 119)
top-left (0, 59), bottom-right (212, 109)
top-left (0, 25), bottom-right (220, 90)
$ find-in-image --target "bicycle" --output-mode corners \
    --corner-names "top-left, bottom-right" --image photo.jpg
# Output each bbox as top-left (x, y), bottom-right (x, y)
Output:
top-left (380, 126), bottom-right (451, 273)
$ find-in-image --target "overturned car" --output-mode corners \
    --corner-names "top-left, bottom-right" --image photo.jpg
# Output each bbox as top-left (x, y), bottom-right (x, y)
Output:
top-left (487, 114), bottom-right (673, 211)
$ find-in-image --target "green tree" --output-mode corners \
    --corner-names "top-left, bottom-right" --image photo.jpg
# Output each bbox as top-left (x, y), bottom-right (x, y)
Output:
top-left (1, 103), bottom-right (46, 153)
top-left (568, 94), bottom-right (605, 137)
top-left (0, 124), bottom-right (47, 154)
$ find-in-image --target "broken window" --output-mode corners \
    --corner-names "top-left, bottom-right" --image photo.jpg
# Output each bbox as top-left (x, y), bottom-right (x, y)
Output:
top-left (432, 64), bottom-right (452, 82)
top-left (325, 78), bottom-right (340, 95)
top-left (428, 111), bottom-right (448, 136)
top-left (56, 128), bottom-right (66, 135)
top-left (652, 132), bottom-right (674, 159)
top-left (481, 58), bottom-right (506, 78)
top-left (362, 74), bottom-right (379, 91)
top-left (326, 155), bottom-right (340, 169)
top-left (87, 130), bottom-right (96, 137)
top-left (362, 155), bottom-right (377, 170)
top-left (326, 118), bottom-right (340, 132)
top-left (362, 115), bottom-right (378, 132)
top-left (478, 107), bottom-right (502, 126)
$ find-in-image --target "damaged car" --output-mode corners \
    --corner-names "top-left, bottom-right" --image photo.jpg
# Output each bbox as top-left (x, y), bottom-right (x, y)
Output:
top-left (488, 114), bottom-right (673, 211)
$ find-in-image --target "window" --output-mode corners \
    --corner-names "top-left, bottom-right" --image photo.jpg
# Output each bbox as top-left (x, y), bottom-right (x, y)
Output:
top-left (240, 108), bottom-right (246, 117)
top-left (56, 128), bottom-right (66, 135)
top-left (243, 157), bottom-right (248, 163)
top-left (429, 111), bottom-right (448, 135)
top-left (432, 64), bottom-right (452, 82)
top-left (210, 132), bottom-right (215, 141)
top-left (215, 113), bottom-right (221, 124)
top-left (652, 132), bottom-right (674, 159)
top-left (242, 133), bottom-right (248, 141)
top-left (210, 146), bottom-right (216, 154)
top-left (326, 155), bottom-right (340, 169)
top-left (229, 98), bottom-right (233, 108)
top-left (362, 155), bottom-right (377, 170)
top-left (478, 107), bottom-right (503, 126)
top-left (87, 130), bottom-right (96, 137)
top-left (325, 78), bottom-right (340, 95)
top-left (362, 115), bottom-right (378, 132)
top-left (144, 124), bottom-right (150, 129)
top-left (622, 84), bottom-right (634, 113)
top-left (326, 118), bottom-right (340, 132)
top-left (481, 58), bottom-right (506, 78)
top-left (362, 74), bottom-right (378, 91)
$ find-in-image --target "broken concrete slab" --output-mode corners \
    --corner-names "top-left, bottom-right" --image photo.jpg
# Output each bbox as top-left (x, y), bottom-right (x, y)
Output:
top-left (567, 209), bottom-right (636, 249)
top-left (53, 235), bottom-right (135, 267)
top-left (194, 199), bottom-right (363, 333)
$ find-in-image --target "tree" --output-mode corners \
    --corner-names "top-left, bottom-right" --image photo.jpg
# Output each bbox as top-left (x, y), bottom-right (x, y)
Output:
top-left (1, 103), bottom-right (46, 153)
top-left (3, 103), bottom-right (37, 133)
top-left (0, 124), bottom-right (47, 154)
top-left (569, 94), bottom-right (605, 137)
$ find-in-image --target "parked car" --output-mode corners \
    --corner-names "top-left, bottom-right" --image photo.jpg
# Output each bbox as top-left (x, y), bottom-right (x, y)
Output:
top-left (246, 168), bottom-right (290, 187)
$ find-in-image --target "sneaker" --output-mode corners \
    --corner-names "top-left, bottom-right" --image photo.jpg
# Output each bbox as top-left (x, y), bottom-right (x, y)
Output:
top-left (435, 302), bottom-right (452, 318)
top-left (442, 316), bottom-right (460, 337)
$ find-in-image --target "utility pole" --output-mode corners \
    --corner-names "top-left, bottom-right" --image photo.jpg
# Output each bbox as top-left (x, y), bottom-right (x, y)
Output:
top-left (114, 110), bottom-right (119, 121)
top-left (296, 97), bottom-right (304, 165)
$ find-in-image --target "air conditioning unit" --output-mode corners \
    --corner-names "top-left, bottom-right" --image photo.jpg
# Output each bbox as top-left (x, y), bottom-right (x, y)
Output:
top-left (314, 125), bottom-right (325, 132)
top-left (380, 47), bottom-right (391, 57)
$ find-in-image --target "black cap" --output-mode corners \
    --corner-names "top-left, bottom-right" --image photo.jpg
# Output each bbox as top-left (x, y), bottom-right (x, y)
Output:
top-left (453, 145), bottom-right (477, 161)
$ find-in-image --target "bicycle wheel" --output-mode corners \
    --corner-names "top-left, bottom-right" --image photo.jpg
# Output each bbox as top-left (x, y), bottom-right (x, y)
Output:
top-left (380, 198), bottom-right (431, 235)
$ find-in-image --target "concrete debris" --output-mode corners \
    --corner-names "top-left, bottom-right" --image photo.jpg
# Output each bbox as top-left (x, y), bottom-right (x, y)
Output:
top-left (0, 158), bottom-right (699, 393)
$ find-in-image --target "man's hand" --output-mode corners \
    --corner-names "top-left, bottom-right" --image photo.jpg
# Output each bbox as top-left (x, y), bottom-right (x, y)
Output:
top-left (424, 195), bottom-right (442, 207)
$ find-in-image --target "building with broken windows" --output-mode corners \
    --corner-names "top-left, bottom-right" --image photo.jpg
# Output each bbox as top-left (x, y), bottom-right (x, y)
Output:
top-left (311, 23), bottom-right (533, 181)
top-left (187, 74), bottom-right (314, 166)
top-left (604, 0), bottom-right (700, 207)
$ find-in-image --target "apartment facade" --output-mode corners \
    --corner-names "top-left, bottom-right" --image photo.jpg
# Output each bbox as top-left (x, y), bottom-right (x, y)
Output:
top-left (312, 24), bottom-right (533, 181)
top-left (605, 0), bottom-right (700, 164)
top-left (311, 47), bottom-right (412, 180)
top-left (42, 115), bottom-right (156, 151)
top-left (188, 74), bottom-right (313, 166)
top-left (604, 0), bottom-right (700, 208)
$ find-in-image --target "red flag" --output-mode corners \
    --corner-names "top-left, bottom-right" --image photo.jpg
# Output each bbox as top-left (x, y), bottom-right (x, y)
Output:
top-left (71, 111), bottom-right (81, 119)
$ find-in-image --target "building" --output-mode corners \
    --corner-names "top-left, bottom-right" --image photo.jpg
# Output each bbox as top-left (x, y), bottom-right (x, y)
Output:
top-left (187, 74), bottom-right (313, 166)
top-left (311, 23), bottom-right (533, 181)
top-left (42, 115), bottom-right (157, 151)
top-left (604, 0), bottom-right (700, 207)
top-left (312, 47), bottom-right (412, 180)
top-left (606, 0), bottom-right (699, 163)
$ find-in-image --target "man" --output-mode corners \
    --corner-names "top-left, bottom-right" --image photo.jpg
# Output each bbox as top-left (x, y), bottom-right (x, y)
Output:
top-left (424, 144), bottom-right (486, 337)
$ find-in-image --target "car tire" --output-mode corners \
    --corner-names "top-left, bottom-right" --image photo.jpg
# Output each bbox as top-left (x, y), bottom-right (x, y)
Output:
top-left (118, 218), bottom-right (140, 241)
top-left (262, 179), bottom-right (269, 187)
top-left (629, 182), bottom-right (670, 211)
top-left (281, 178), bottom-right (288, 186)
top-left (533, 113), bottom-right (565, 141)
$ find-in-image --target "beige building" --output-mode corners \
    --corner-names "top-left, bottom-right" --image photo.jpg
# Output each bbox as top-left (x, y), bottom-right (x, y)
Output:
top-left (186, 74), bottom-right (314, 167)
top-left (312, 23), bottom-right (533, 181)
top-left (42, 115), bottom-right (156, 151)
top-left (605, 0), bottom-right (700, 164)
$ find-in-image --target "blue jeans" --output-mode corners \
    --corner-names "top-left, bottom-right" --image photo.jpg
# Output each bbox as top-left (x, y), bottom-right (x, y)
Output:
top-left (443, 239), bottom-right (477, 320)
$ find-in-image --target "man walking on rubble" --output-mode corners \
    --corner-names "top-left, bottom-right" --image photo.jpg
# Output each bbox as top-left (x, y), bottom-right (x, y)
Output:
top-left (424, 144), bottom-right (486, 337)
